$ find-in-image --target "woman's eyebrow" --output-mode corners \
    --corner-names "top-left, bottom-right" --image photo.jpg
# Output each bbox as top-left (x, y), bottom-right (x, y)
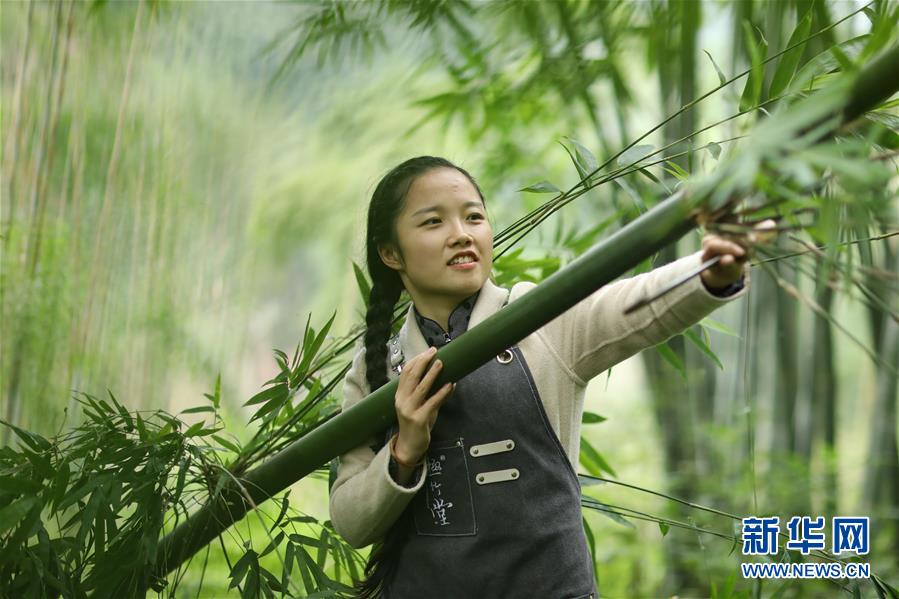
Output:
top-left (411, 205), bottom-right (440, 217)
top-left (411, 200), bottom-right (482, 218)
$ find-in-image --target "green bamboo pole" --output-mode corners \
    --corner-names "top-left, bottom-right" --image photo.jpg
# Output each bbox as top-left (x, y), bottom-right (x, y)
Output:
top-left (146, 44), bottom-right (899, 589)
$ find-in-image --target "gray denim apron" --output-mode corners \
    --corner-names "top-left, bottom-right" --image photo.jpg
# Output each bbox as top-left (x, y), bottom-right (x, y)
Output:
top-left (385, 343), bottom-right (597, 599)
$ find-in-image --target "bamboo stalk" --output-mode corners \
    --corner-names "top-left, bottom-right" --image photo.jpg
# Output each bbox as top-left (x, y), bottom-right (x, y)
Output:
top-left (23, 0), bottom-right (63, 263)
top-left (142, 44), bottom-right (899, 590)
top-left (28, 0), bottom-right (75, 278)
top-left (2, 1), bottom-right (65, 437)
top-left (2, 0), bottom-right (36, 254)
top-left (79, 0), bottom-right (144, 373)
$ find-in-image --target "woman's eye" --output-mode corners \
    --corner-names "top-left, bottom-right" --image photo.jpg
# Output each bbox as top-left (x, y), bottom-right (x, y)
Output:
top-left (467, 213), bottom-right (485, 221)
top-left (422, 218), bottom-right (441, 226)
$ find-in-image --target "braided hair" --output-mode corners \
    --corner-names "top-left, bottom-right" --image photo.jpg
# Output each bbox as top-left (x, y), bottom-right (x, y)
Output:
top-left (356, 156), bottom-right (484, 598)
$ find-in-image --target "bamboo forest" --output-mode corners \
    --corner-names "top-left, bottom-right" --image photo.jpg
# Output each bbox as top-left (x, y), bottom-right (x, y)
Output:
top-left (2, 0), bottom-right (898, 597)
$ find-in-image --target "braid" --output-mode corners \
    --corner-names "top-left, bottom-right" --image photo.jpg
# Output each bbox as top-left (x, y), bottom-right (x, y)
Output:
top-left (363, 280), bottom-right (403, 393)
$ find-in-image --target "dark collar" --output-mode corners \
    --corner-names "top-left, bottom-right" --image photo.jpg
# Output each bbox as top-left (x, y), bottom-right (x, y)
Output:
top-left (413, 290), bottom-right (481, 348)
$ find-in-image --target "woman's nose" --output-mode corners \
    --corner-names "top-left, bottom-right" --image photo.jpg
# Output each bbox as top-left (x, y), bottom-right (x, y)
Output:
top-left (449, 222), bottom-right (473, 246)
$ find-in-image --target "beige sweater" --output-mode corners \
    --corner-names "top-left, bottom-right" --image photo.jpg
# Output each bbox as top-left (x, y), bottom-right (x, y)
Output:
top-left (330, 251), bottom-right (748, 548)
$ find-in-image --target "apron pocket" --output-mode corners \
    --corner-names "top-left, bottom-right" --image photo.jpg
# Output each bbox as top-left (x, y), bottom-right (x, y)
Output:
top-left (413, 437), bottom-right (477, 536)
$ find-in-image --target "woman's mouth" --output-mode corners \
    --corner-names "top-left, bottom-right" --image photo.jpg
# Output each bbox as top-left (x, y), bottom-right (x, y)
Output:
top-left (448, 254), bottom-right (478, 269)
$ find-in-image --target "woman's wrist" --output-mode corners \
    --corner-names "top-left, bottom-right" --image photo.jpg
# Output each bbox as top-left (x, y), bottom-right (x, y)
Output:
top-left (391, 433), bottom-right (425, 468)
top-left (701, 272), bottom-right (745, 297)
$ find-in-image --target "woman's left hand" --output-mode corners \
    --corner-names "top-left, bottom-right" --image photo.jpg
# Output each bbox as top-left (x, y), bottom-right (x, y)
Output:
top-left (699, 219), bottom-right (776, 291)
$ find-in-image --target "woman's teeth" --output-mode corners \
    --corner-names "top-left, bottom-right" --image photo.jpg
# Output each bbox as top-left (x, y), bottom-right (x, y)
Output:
top-left (449, 256), bottom-right (475, 265)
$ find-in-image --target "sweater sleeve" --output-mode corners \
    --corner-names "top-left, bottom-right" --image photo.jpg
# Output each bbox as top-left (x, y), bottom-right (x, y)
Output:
top-left (540, 250), bottom-right (749, 384)
top-left (328, 346), bottom-right (426, 549)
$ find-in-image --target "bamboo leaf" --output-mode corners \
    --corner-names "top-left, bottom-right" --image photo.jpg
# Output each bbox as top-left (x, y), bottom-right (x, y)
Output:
top-left (50, 461), bottom-right (71, 512)
top-left (703, 49), bottom-right (727, 86)
top-left (583, 516), bottom-right (597, 565)
top-left (0, 497), bottom-right (37, 535)
top-left (684, 328), bottom-right (723, 370)
top-left (180, 406), bottom-right (215, 415)
top-left (613, 178), bottom-right (647, 213)
top-left (860, 4), bottom-right (898, 60)
top-left (581, 411), bottom-right (607, 424)
top-left (700, 317), bottom-right (741, 338)
top-left (659, 522), bottom-right (670, 536)
top-left (298, 312), bottom-right (336, 375)
top-left (830, 45), bottom-right (855, 72)
top-left (1, 419), bottom-right (51, 452)
top-left (0, 475), bottom-right (43, 496)
top-left (212, 434), bottom-right (242, 455)
top-left (107, 391), bottom-right (133, 431)
top-left (184, 422), bottom-right (219, 437)
top-left (274, 349), bottom-right (289, 373)
top-left (213, 374), bottom-right (222, 409)
top-left (244, 383), bottom-right (288, 407)
top-left (270, 495), bottom-right (290, 532)
top-left (654, 342), bottom-right (686, 379)
top-left (560, 141), bottom-right (590, 181)
top-left (289, 533), bottom-right (328, 549)
top-left (566, 137), bottom-right (599, 175)
top-left (229, 550), bottom-right (256, 589)
top-left (352, 261), bottom-right (371, 308)
top-left (740, 21), bottom-right (768, 112)
top-left (770, 9), bottom-right (812, 98)
top-left (617, 144), bottom-right (655, 167)
top-left (580, 497), bottom-right (634, 528)
top-left (520, 180), bottom-right (562, 194)
top-left (293, 543), bottom-right (315, 592)
top-left (580, 437), bottom-right (617, 477)
top-left (259, 531), bottom-right (285, 558)
top-left (663, 160), bottom-right (690, 180)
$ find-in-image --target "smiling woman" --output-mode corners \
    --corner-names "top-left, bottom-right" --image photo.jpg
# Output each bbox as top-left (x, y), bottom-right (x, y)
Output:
top-left (329, 156), bottom-right (756, 599)
top-left (377, 167), bottom-right (494, 331)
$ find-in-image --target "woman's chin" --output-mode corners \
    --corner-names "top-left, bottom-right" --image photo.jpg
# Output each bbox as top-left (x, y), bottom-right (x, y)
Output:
top-left (442, 276), bottom-right (485, 298)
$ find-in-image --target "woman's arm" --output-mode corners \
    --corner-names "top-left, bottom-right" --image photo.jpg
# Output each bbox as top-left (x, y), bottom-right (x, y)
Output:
top-left (538, 243), bottom-right (750, 384)
top-left (328, 347), bottom-right (427, 548)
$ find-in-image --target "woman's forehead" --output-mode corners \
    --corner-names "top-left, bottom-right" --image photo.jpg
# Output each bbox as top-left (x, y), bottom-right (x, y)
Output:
top-left (403, 168), bottom-right (481, 213)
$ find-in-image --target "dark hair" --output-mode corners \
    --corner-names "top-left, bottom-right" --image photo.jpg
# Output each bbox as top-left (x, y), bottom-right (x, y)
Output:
top-left (356, 156), bottom-right (484, 598)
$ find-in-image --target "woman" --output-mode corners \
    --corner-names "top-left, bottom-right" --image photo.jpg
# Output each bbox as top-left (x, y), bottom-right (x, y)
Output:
top-left (330, 156), bottom-right (752, 598)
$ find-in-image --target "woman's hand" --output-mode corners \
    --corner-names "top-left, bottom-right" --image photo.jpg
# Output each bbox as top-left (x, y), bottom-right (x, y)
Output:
top-left (700, 219), bottom-right (776, 291)
top-left (393, 346), bottom-right (455, 467)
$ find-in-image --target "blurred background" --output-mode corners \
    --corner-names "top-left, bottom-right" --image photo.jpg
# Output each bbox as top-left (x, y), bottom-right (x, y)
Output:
top-left (2, 0), bottom-right (896, 596)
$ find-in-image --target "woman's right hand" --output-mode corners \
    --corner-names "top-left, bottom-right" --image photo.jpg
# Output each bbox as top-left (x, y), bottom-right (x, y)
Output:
top-left (393, 346), bottom-right (455, 466)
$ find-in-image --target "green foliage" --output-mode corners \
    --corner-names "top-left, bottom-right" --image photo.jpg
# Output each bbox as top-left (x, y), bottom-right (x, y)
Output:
top-left (1, 395), bottom-right (189, 595)
top-left (0, 379), bottom-right (363, 596)
top-left (3, 1), bottom-right (898, 597)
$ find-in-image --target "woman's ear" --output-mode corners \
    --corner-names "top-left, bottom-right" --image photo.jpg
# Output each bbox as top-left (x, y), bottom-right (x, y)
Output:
top-left (378, 243), bottom-right (404, 272)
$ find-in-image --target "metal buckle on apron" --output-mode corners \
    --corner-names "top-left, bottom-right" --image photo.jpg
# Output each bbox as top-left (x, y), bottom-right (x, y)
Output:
top-left (469, 439), bottom-right (515, 457)
top-left (496, 348), bottom-right (513, 364)
top-left (475, 468), bottom-right (520, 485)
top-left (389, 336), bottom-right (405, 375)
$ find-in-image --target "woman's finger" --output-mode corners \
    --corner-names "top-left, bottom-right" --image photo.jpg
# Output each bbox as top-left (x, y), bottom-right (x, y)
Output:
top-left (413, 359), bottom-right (443, 398)
top-left (748, 219), bottom-right (778, 245)
top-left (419, 382), bottom-right (455, 416)
top-left (703, 236), bottom-right (746, 257)
top-left (398, 347), bottom-right (436, 391)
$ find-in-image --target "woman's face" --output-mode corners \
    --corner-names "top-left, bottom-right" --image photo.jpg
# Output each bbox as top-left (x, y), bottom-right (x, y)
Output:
top-left (379, 167), bottom-right (493, 312)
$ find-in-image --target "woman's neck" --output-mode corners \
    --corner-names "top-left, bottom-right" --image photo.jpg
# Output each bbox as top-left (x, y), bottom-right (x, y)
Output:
top-left (413, 301), bottom-right (455, 332)
top-left (412, 290), bottom-right (478, 333)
